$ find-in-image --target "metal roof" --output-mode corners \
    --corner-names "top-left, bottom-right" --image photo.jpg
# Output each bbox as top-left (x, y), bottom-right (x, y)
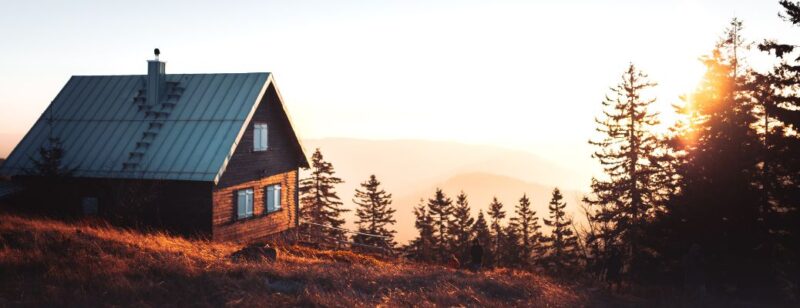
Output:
top-left (0, 72), bottom-right (290, 183)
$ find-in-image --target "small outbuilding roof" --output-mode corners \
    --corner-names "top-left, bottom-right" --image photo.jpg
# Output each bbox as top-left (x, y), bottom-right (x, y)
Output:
top-left (0, 70), bottom-right (307, 183)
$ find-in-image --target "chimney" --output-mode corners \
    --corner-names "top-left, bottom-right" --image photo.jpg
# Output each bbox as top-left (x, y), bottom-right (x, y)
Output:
top-left (147, 48), bottom-right (165, 105)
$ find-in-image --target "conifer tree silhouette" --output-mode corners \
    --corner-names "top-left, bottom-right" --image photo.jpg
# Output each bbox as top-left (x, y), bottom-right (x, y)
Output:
top-left (585, 63), bottom-right (669, 280)
top-left (299, 148), bottom-right (349, 242)
top-left (488, 197), bottom-right (506, 265)
top-left (352, 174), bottom-right (396, 249)
top-left (427, 189), bottom-right (454, 262)
top-left (510, 194), bottom-right (543, 267)
top-left (542, 188), bottom-right (579, 273)
top-left (472, 209), bottom-right (492, 250)
top-left (449, 191), bottom-right (475, 260)
top-left (410, 199), bottom-right (435, 262)
top-left (659, 19), bottom-right (772, 293)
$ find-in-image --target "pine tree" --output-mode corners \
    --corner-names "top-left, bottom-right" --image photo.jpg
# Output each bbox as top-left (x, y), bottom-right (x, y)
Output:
top-left (25, 136), bottom-right (74, 214)
top-left (659, 18), bottom-right (778, 294)
top-left (500, 221), bottom-right (522, 268)
top-left (299, 148), bottom-right (349, 242)
top-left (427, 188), bottom-right (453, 262)
top-left (29, 107), bottom-right (73, 178)
top-left (449, 191), bottom-right (474, 260)
top-left (759, 1), bottom-right (800, 130)
top-left (755, 2), bottom-right (800, 296)
top-left (584, 63), bottom-right (669, 280)
top-left (487, 197), bottom-right (506, 265)
top-left (542, 188), bottom-right (579, 273)
top-left (472, 210), bottom-right (492, 250)
top-left (410, 199), bottom-right (435, 262)
top-left (28, 137), bottom-right (72, 177)
top-left (352, 174), bottom-right (397, 249)
top-left (510, 194), bottom-right (543, 267)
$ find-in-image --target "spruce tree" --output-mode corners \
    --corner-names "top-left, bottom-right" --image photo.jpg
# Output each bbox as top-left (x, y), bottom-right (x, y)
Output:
top-left (472, 210), bottom-right (492, 250)
top-left (299, 148), bottom-right (349, 242)
top-left (660, 18), bottom-right (773, 293)
top-left (29, 137), bottom-right (72, 177)
top-left (410, 199), bottom-right (435, 262)
top-left (352, 174), bottom-right (397, 249)
top-left (542, 188), bottom-right (579, 273)
top-left (760, 1), bottom-right (800, 130)
top-left (487, 197), bottom-right (506, 264)
top-left (500, 221), bottom-right (522, 268)
top-left (449, 191), bottom-right (475, 260)
top-left (26, 136), bottom-right (74, 214)
top-left (584, 63), bottom-right (669, 280)
top-left (755, 2), bottom-right (800, 296)
top-left (510, 194), bottom-right (543, 267)
top-left (427, 188), bottom-right (454, 262)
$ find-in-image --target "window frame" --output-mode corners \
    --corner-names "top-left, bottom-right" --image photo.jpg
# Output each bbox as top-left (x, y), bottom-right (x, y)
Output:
top-left (235, 188), bottom-right (254, 220)
top-left (265, 183), bottom-right (282, 214)
top-left (253, 123), bottom-right (268, 152)
top-left (81, 197), bottom-right (99, 216)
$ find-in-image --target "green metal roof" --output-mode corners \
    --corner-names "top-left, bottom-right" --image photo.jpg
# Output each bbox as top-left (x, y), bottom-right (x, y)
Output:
top-left (0, 72), bottom-right (283, 183)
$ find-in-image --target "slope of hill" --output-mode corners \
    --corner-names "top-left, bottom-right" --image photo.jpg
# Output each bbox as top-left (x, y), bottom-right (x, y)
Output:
top-left (301, 138), bottom-right (589, 242)
top-left (0, 214), bottom-right (590, 306)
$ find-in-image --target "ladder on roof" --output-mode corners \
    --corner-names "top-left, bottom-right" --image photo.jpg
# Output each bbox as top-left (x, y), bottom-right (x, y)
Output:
top-left (122, 79), bottom-right (185, 172)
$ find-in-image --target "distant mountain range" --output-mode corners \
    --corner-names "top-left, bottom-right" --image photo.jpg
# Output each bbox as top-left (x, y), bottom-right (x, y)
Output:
top-left (301, 138), bottom-right (588, 244)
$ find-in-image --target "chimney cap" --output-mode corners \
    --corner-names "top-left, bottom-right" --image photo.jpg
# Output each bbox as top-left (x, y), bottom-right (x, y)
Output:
top-left (154, 48), bottom-right (160, 61)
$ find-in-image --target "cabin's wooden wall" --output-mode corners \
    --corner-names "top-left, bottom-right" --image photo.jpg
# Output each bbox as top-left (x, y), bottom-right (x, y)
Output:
top-left (11, 177), bottom-right (214, 238)
top-left (211, 169), bottom-right (297, 242)
top-left (212, 84), bottom-right (303, 243)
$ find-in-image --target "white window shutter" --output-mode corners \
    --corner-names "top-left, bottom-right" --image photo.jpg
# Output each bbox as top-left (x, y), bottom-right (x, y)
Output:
top-left (237, 191), bottom-right (246, 219)
top-left (246, 189), bottom-right (254, 216)
top-left (266, 186), bottom-right (275, 212)
top-left (262, 124), bottom-right (268, 150)
top-left (275, 185), bottom-right (281, 210)
top-left (253, 125), bottom-right (262, 150)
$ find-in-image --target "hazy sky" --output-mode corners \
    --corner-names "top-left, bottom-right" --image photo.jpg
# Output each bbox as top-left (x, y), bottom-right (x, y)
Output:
top-left (0, 0), bottom-right (795, 178)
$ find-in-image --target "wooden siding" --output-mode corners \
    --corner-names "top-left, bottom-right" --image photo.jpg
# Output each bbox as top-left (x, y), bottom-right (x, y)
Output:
top-left (216, 84), bottom-right (305, 188)
top-left (211, 170), bottom-right (297, 242)
top-left (9, 177), bottom-right (214, 237)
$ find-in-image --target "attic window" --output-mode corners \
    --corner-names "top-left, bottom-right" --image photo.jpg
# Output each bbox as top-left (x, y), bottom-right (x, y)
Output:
top-left (254, 123), bottom-right (268, 151)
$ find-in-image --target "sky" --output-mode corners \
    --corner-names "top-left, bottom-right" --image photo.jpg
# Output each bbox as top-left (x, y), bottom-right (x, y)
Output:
top-left (0, 0), bottom-right (796, 180)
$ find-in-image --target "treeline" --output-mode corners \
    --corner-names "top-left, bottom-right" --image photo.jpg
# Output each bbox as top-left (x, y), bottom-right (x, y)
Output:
top-left (407, 188), bottom-right (580, 272)
top-left (297, 148), bottom-right (580, 272)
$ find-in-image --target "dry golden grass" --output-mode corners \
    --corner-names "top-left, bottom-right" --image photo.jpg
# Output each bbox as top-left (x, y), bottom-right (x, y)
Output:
top-left (0, 214), bottom-right (589, 307)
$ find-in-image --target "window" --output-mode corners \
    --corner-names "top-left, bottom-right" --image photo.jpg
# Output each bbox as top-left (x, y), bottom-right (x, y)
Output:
top-left (265, 184), bottom-right (282, 213)
top-left (82, 197), bottom-right (98, 215)
top-left (254, 123), bottom-right (268, 151)
top-left (236, 189), bottom-right (254, 219)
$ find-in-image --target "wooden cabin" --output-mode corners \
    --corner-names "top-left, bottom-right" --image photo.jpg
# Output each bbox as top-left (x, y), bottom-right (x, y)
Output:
top-left (0, 52), bottom-right (309, 243)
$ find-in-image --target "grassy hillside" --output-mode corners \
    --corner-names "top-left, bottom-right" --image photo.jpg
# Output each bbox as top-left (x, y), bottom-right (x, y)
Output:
top-left (0, 214), bottom-right (591, 307)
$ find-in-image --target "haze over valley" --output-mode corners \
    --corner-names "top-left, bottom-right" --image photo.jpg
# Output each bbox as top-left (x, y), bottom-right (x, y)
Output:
top-left (302, 138), bottom-right (586, 244)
